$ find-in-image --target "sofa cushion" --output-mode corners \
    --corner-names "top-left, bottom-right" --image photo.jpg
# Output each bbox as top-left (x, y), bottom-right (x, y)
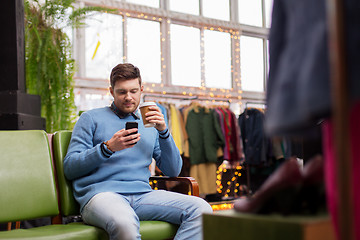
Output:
top-left (0, 223), bottom-right (108, 240)
top-left (140, 221), bottom-right (178, 240)
top-left (0, 130), bottom-right (59, 222)
top-left (53, 130), bottom-right (79, 216)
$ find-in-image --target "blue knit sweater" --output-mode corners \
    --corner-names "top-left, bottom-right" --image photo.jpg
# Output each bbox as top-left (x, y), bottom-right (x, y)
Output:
top-left (64, 106), bottom-right (182, 211)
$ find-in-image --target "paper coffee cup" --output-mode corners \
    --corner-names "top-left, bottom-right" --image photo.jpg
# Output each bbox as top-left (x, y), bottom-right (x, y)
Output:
top-left (139, 102), bottom-right (157, 128)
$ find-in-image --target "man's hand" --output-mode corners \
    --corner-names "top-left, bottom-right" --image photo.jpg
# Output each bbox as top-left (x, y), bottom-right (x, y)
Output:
top-left (144, 105), bottom-right (167, 131)
top-left (106, 128), bottom-right (140, 152)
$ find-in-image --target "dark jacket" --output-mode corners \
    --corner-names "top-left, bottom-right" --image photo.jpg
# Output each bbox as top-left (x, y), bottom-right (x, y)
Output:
top-left (238, 108), bottom-right (268, 165)
top-left (266, 0), bottom-right (360, 136)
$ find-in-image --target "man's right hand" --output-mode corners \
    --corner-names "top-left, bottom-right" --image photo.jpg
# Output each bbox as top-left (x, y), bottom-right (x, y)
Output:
top-left (106, 128), bottom-right (140, 152)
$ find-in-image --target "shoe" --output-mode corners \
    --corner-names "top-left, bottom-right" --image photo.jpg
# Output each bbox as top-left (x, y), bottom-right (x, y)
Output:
top-left (234, 158), bottom-right (303, 214)
top-left (302, 154), bottom-right (324, 185)
top-left (300, 155), bottom-right (327, 214)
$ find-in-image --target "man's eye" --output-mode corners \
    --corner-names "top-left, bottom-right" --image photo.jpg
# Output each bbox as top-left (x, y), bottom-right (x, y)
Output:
top-left (131, 90), bottom-right (138, 94)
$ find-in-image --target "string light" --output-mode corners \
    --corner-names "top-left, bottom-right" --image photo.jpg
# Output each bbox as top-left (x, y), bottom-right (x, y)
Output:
top-left (216, 162), bottom-right (243, 197)
top-left (114, 10), bottom-right (244, 108)
top-left (211, 203), bottom-right (234, 211)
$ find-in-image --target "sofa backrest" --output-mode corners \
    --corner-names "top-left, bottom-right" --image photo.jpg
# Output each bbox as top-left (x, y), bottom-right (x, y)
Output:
top-left (0, 130), bottom-right (59, 223)
top-left (53, 130), bottom-right (80, 216)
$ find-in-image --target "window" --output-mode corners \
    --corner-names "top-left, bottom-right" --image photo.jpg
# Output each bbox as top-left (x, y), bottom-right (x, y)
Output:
top-left (240, 36), bottom-right (264, 92)
top-left (126, 0), bottom-right (159, 8)
top-left (74, 0), bottom-right (269, 111)
top-left (169, 0), bottom-right (199, 15)
top-left (204, 30), bottom-right (232, 89)
top-left (238, 0), bottom-right (263, 27)
top-left (170, 24), bottom-right (201, 87)
top-left (85, 13), bottom-right (123, 79)
top-left (202, 0), bottom-right (230, 21)
top-left (75, 89), bottom-right (112, 112)
top-left (265, 0), bottom-right (274, 28)
top-left (127, 18), bottom-right (161, 83)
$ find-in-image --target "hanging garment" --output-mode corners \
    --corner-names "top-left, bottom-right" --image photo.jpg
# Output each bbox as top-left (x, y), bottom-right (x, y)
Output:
top-left (161, 103), bottom-right (172, 133)
top-left (186, 107), bottom-right (225, 165)
top-left (217, 108), bottom-right (232, 160)
top-left (169, 104), bottom-right (183, 155)
top-left (156, 102), bottom-right (169, 127)
top-left (226, 109), bottom-right (244, 162)
top-left (178, 107), bottom-right (188, 156)
top-left (238, 108), bottom-right (269, 165)
top-left (271, 137), bottom-right (284, 160)
top-left (214, 108), bottom-right (227, 159)
top-left (181, 104), bottom-right (197, 158)
top-left (190, 163), bottom-right (218, 195)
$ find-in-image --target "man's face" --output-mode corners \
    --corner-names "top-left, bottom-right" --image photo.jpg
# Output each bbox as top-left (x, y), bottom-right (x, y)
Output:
top-left (110, 78), bottom-right (143, 114)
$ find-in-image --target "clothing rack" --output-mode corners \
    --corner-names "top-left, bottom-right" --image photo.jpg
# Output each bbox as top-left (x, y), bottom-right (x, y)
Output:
top-left (142, 94), bottom-right (198, 102)
top-left (244, 101), bottom-right (266, 108)
top-left (142, 94), bottom-right (231, 105)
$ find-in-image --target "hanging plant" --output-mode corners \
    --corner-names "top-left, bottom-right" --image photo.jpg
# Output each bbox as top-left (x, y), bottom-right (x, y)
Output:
top-left (24, 0), bottom-right (110, 132)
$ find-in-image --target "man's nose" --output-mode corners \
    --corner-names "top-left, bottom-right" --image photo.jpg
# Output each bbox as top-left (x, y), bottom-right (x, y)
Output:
top-left (125, 92), bottom-right (132, 100)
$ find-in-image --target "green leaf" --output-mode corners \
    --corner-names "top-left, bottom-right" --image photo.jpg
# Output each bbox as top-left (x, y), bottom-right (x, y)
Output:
top-left (25, 0), bottom-right (109, 132)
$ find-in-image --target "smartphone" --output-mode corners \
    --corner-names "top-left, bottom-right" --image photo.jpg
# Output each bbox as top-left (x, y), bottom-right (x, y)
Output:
top-left (125, 121), bottom-right (138, 133)
top-left (125, 122), bottom-right (138, 145)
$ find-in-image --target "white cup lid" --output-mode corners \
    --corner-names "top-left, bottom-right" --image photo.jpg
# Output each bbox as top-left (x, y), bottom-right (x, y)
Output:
top-left (140, 102), bottom-right (156, 108)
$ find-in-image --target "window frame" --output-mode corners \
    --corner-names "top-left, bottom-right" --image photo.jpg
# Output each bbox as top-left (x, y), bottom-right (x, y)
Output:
top-left (73, 0), bottom-right (269, 111)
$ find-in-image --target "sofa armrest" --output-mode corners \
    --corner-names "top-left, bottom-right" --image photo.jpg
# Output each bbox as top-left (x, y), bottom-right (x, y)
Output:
top-left (149, 176), bottom-right (199, 197)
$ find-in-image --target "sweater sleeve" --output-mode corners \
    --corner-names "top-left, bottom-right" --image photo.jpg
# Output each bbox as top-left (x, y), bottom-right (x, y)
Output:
top-left (64, 112), bottom-right (110, 180)
top-left (153, 128), bottom-right (183, 177)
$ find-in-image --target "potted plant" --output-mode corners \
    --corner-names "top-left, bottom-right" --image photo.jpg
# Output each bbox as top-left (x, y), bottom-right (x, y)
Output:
top-left (24, 0), bottom-right (109, 132)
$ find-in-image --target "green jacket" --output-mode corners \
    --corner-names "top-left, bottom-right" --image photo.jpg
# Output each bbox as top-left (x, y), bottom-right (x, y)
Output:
top-left (186, 107), bottom-right (225, 165)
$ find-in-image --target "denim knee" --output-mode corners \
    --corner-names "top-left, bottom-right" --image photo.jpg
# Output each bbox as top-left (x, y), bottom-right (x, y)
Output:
top-left (198, 198), bottom-right (213, 214)
top-left (106, 216), bottom-right (140, 240)
top-left (188, 197), bottom-right (213, 219)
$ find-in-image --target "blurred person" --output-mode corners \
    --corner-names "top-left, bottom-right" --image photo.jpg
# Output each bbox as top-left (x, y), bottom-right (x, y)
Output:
top-left (265, 0), bottom-right (360, 239)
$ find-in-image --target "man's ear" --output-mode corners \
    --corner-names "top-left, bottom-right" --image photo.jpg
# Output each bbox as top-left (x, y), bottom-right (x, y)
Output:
top-left (110, 86), bottom-right (114, 98)
top-left (141, 85), bottom-right (144, 92)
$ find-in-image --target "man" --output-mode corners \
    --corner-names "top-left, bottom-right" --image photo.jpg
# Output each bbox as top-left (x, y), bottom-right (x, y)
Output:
top-left (64, 63), bottom-right (212, 240)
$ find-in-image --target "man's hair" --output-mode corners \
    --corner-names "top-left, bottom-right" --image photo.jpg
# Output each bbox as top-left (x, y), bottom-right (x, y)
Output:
top-left (110, 63), bottom-right (142, 88)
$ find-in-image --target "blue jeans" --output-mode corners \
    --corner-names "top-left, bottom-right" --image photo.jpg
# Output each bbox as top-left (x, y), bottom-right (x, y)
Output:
top-left (81, 190), bottom-right (213, 240)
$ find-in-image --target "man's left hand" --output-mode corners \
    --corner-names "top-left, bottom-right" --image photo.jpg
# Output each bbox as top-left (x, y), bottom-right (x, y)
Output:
top-left (144, 105), bottom-right (167, 132)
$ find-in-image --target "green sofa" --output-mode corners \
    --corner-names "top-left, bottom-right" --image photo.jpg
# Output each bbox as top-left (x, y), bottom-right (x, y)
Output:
top-left (0, 130), bottom-right (199, 239)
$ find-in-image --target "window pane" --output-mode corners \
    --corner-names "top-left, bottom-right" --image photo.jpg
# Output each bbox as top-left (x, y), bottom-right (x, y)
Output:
top-left (238, 0), bottom-right (263, 27)
top-left (169, 0), bottom-right (199, 15)
top-left (75, 89), bottom-right (112, 112)
top-left (204, 30), bottom-right (232, 89)
top-left (240, 36), bottom-right (264, 92)
top-left (202, 0), bottom-right (230, 21)
top-left (126, 0), bottom-right (159, 8)
top-left (85, 13), bottom-right (123, 79)
top-left (127, 18), bottom-right (161, 83)
top-left (170, 24), bottom-right (201, 87)
top-left (265, 0), bottom-right (274, 28)
top-left (267, 40), bottom-right (269, 75)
